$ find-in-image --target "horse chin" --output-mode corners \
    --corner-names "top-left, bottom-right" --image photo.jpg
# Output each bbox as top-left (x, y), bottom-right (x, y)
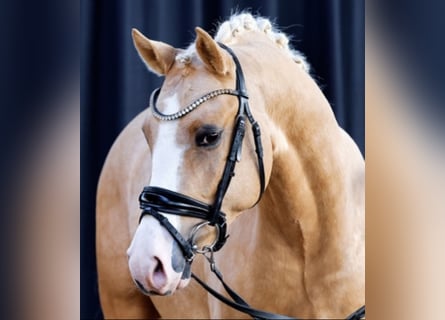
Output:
top-left (133, 274), bottom-right (190, 297)
top-left (150, 278), bottom-right (190, 296)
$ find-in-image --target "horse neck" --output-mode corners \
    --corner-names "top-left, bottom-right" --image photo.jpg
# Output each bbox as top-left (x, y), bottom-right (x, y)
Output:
top-left (242, 41), bottom-right (365, 273)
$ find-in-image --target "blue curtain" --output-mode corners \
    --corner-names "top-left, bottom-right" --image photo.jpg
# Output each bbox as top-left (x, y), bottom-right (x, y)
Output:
top-left (81, 1), bottom-right (364, 318)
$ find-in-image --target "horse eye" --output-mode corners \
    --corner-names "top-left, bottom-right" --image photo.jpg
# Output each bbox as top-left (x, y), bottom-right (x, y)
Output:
top-left (195, 127), bottom-right (223, 147)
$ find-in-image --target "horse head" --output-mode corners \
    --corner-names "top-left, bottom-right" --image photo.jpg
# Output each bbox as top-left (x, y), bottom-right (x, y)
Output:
top-left (126, 25), bottom-right (275, 296)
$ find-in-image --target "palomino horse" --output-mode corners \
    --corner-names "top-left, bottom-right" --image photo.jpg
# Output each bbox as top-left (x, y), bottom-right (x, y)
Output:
top-left (96, 13), bottom-right (365, 319)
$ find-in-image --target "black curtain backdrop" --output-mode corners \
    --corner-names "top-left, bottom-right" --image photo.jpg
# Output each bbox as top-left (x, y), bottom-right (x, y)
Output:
top-left (81, 1), bottom-right (364, 318)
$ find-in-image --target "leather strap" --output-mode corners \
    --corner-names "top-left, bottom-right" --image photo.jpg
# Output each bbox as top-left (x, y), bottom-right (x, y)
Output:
top-left (193, 267), bottom-right (365, 320)
top-left (140, 186), bottom-right (212, 220)
top-left (250, 121), bottom-right (266, 205)
top-left (140, 208), bottom-right (195, 261)
top-left (208, 43), bottom-right (266, 224)
top-left (218, 43), bottom-right (266, 203)
top-left (345, 305), bottom-right (365, 320)
top-left (139, 186), bottom-right (228, 252)
top-left (209, 114), bottom-right (246, 224)
top-left (192, 272), bottom-right (296, 319)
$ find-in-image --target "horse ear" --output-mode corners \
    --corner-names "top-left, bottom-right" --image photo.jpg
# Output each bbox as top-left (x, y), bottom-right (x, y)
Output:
top-left (195, 27), bottom-right (231, 75)
top-left (131, 28), bottom-right (176, 76)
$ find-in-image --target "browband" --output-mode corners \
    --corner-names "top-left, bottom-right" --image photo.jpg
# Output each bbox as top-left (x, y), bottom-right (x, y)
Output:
top-left (150, 88), bottom-right (242, 121)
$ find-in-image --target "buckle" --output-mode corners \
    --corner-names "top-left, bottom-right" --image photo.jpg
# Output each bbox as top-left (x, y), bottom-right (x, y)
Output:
top-left (188, 221), bottom-right (221, 254)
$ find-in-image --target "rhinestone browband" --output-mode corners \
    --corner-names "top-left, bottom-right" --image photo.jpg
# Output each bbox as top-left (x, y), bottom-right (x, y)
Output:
top-left (150, 88), bottom-right (241, 121)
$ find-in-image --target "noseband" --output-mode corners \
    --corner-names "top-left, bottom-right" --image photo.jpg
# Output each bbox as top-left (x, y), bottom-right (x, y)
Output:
top-left (137, 43), bottom-right (365, 320)
top-left (139, 43), bottom-right (265, 262)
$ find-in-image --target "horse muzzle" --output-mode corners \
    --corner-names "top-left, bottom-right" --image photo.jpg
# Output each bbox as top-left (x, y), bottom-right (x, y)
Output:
top-left (127, 215), bottom-right (192, 296)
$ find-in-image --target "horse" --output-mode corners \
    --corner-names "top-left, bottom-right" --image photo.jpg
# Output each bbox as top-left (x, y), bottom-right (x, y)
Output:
top-left (96, 13), bottom-right (365, 319)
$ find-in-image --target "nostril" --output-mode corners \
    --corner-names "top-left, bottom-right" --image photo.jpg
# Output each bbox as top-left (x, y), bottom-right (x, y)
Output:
top-left (151, 257), bottom-right (167, 289)
top-left (154, 257), bottom-right (163, 274)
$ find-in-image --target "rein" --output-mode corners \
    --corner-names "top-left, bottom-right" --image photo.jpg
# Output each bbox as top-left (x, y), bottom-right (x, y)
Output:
top-left (138, 43), bottom-right (365, 320)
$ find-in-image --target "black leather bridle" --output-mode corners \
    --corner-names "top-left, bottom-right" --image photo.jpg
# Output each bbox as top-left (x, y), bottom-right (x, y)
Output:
top-left (139, 42), bottom-right (265, 268)
top-left (137, 43), bottom-right (365, 320)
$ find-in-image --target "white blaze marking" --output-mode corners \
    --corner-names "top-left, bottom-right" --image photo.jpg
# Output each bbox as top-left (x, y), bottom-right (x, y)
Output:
top-left (148, 93), bottom-right (185, 231)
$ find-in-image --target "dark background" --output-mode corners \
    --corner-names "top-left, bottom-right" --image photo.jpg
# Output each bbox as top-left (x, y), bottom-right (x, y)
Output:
top-left (81, 1), bottom-right (364, 318)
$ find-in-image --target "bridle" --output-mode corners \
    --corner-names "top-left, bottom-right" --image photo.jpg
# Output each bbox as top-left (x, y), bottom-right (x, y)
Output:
top-left (138, 43), bottom-right (365, 320)
top-left (139, 42), bottom-right (265, 272)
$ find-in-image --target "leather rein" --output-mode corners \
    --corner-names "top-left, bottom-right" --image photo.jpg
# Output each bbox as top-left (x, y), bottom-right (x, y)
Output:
top-left (138, 43), bottom-right (365, 320)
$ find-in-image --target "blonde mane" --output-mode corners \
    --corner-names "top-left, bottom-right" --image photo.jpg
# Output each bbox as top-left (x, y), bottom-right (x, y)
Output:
top-left (176, 13), bottom-right (310, 73)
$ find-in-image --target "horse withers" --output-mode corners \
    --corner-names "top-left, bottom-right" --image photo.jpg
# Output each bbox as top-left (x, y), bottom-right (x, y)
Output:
top-left (96, 13), bottom-right (365, 319)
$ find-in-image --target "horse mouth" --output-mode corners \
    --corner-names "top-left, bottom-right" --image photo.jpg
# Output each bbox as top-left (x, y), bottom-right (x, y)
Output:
top-left (134, 279), bottom-right (173, 296)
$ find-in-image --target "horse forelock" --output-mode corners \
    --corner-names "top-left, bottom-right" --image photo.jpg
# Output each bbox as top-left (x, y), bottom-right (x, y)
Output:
top-left (174, 12), bottom-right (310, 73)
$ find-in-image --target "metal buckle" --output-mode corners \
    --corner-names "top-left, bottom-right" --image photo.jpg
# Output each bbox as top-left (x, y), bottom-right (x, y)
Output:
top-left (203, 247), bottom-right (216, 272)
top-left (188, 221), bottom-right (221, 254)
